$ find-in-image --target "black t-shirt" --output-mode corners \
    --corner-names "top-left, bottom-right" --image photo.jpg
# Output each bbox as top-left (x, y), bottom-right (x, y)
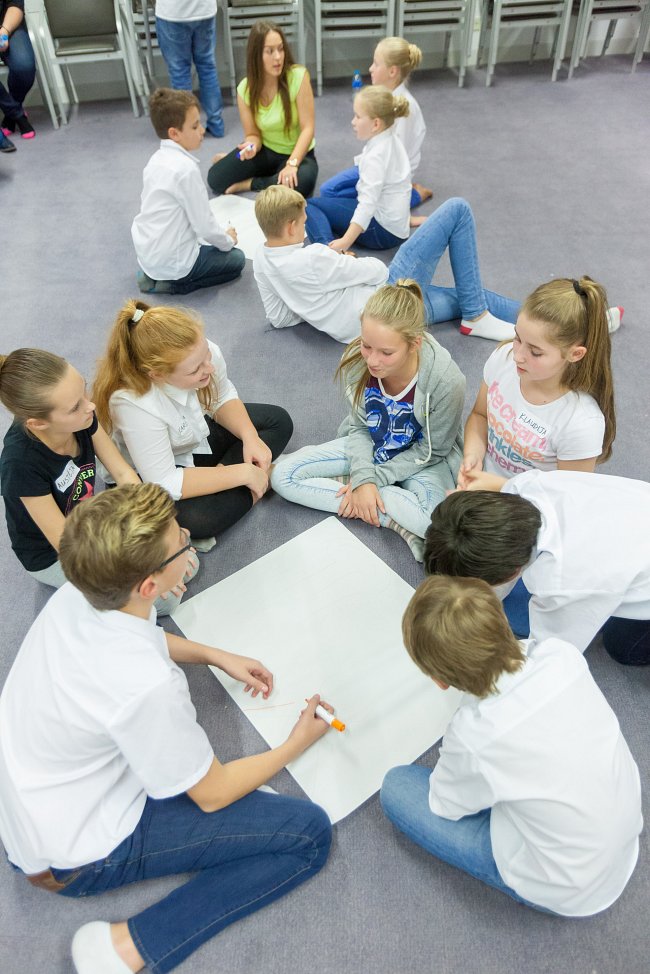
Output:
top-left (0, 414), bottom-right (98, 571)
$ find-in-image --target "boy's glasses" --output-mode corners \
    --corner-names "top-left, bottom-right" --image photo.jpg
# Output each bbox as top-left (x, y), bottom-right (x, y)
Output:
top-left (154, 529), bottom-right (192, 573)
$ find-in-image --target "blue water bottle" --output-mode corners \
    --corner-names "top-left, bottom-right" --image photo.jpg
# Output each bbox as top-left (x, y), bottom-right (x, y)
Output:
top-left (351, 70), bottom-right (363, 93)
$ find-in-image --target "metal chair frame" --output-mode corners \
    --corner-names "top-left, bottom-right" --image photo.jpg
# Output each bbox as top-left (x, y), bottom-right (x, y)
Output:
top-left (395, 0), bottom-right (476, 87)
top-left (478, 0), bottom-right (573, 84)
top-left (314, 0), bottom-right (396, 95)
top-left (36, 0), bottom-right (145, 125)
top-left (568, 0), bottom-right (648, 77)
top-left (632, 0), bottom-right (650, 68)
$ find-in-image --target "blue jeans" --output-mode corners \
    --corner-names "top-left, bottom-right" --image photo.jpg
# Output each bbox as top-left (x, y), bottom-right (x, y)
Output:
top-left (305, 196), bottom-right (407, 250)
top-left (155, 16), bottom-right (224, 136)
top-left (271, 436), bottom-right (459, 538)
top-left (0, 25), bottom-right (36, 120)
top-left (502, 577), bottom-right (531, 638)
top-left (380, 765), bottom-right (553, 912)
top-left (321, 165), bottom-right (422, 208)
top-left (387, 197), bottom-right (521, 325)
top-left (48, 790), bottom-right (331, 973)
top-left (170, 243), bottom-right (245, 294)
top-left (602, 617), bottom-right (650, 666)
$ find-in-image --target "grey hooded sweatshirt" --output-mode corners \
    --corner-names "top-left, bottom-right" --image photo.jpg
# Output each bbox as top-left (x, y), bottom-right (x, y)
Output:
top-left (336, 335), bottom-right (466, 491)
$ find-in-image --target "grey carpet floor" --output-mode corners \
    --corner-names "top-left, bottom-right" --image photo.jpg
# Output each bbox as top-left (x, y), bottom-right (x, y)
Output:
top-left (1, 55), bottom-right (649, 974)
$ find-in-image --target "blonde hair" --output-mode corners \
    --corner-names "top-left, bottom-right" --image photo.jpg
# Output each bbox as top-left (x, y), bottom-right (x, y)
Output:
top-left (0, 348), bottom-right (68, 428)
top-left (93, 300), bottom-right (216, 434)
top-left (403, 576), bottom-right (525, 698)
top-left (519, 275), bottom-right (616, 463)
top-left (336, 280), bottom-right (425, 409)
top-left (255, 184), bottom-right (305, 239)
top-left (376, 36), bottom-right (422, 80)
top-left (355, 85), bottom-right (409, 129)
top-left (59, 483), bottom-right (177, 611)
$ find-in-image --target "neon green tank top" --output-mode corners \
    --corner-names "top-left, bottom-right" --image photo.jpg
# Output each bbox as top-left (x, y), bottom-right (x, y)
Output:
top-left (237, 64), bottom-right (315, 156)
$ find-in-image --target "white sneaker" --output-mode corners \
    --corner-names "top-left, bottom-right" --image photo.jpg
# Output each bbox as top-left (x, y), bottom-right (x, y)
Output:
top-left (190, 536), bottom-right (217, 552)
top-left (72, 922), bottom-right (132, 974)
top-left (606, 306), bottom-right (624, 334)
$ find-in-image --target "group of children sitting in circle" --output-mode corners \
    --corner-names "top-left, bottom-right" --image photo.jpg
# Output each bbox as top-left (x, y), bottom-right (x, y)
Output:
top-left (0, 18), bottom-right (647, 974)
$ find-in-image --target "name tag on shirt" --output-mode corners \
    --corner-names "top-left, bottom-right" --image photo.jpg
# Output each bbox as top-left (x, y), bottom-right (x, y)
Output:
top-left (177, 418), bottom-right (190, 437)
top-left (516, 408), bottom-right (550, 440)
top-left (55, 460), bottom-right (80, 494)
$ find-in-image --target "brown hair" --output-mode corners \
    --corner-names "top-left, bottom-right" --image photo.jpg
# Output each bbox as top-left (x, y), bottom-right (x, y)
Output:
top-left (149, 88), bottom-right (200, 140)
top-left (424, 490), bottom-right (542, 584)
top-left (0, 348), bottom-right (68, 428)
top-left (59, 483), bottom-right (176, 611)
top-left (403, 576), bottom-right (525, 698)
top-left (519, 276), bottom-right (616, 462)
top-left (355, 85), bottom-right (409, 129)
top-left (93, 300), bottom-right (216, 434)
top-left (246, 21), bottom-right (296, 135)
top-left (376, 37), bottom-right (422, 80)
top-left (335, 280), bottom-right (425, 410)
top-left (255, 184), bottom-right (305, 238)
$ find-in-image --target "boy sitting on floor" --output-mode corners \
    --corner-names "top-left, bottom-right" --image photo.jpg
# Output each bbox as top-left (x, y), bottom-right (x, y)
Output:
top-left (132, 88), bottom-right (245, 295)
top-left (253, 184), bottom-right (387, 344)
top-left (0, 482), bottom-right (331, 973)
top-left (381, 575), bottom-right (642, 917)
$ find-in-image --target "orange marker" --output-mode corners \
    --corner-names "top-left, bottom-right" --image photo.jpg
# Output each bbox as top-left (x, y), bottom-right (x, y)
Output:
top-left (314, 702), bottom-right (346, 733)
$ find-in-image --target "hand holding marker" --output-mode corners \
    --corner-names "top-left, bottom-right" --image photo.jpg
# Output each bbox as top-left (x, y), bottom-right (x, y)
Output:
top-left (238, 142), bottom-right (255, 159)
top-left (306, 699), bottom-right (346, 732)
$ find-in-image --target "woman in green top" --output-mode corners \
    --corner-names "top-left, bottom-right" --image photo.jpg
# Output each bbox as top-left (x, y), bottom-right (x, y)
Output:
top-left (207, 20), bottom-right (317, 198)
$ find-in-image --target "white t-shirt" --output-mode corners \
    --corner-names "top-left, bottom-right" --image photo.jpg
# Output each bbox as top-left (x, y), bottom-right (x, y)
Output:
top-left (108, 340), bottom-right (238, 500)
top-left (483, 343), bottom-right (605, 477)
top-left (429, 638), bottom-right (642, 916)
top-left (503, 469), bottom-right (650, 650)
top-left (155, 1), bottom-right (217, 21)
top-left (353, 128), bottom-right (411, 239)
top-left (132, 141), bottom-right (233, 281)
top-left (393, 82), bottom-right (426, 177)
top-left (0, 584), bottom-right (214, 874)
top-left (253, 241), bottom-right (388, 344)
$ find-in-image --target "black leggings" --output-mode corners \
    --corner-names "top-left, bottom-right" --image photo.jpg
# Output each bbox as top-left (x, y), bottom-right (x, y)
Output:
top-left (175, 403), bottom-right (293, 539)
top-left (601, 616), bottom-right (650, 666)
top-left (207, 145), bottom-right (318, 198)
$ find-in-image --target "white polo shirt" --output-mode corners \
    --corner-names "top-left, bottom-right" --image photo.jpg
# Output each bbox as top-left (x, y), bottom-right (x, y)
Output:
top-left (393, 82), bottom-right (426, 177)
top-left (0, 584), bottom-right (214, 875)
top-left (253, 241), bottom-right (388, 344)
top-left (503, 470), bottom-right (650, 651)
top-left (353, 128), bottom-right (411, 239)
top-left (132, 140), bottom-right (233, 281)
top-left (430, 638), bottom-right (642, 916)
top-left (108, 340), bottom-right (238, 500)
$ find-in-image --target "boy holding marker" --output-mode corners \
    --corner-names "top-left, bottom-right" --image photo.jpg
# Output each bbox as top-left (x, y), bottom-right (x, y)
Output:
top-left (132, 88), bottom-right (245, 295)
top-left (381, 575), bottom-right (642, 916)
top-left (0, 483), bottom-right (332, 973)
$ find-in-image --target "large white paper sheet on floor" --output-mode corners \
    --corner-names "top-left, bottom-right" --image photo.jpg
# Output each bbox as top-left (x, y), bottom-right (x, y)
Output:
top-left (173, 518), bottom-right (460, 823)
top-left (209, 195), bottom-right (265, 259)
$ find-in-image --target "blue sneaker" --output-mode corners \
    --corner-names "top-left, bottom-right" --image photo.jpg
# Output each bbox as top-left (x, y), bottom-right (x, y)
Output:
top-left (0, 130), bottom-right (16, 153)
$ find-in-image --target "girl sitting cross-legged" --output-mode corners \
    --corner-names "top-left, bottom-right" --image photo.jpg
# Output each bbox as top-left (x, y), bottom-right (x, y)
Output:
top-left (271, 281), bottom-right (465, 562)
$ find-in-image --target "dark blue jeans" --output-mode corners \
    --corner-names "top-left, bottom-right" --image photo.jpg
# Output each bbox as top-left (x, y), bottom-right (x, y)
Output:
top-left (321, 165), bottom-right (422, 208)
top-left (155, 15), bottom-right (224, 136)
top-left (49, 790), bottom-right (331, 973)
top-left (602, 617), bottom-right (650, 666)
top-left (305, 196), bottom-right (406, 250)
top-left (170, 243), bottom-right (245, 294)
top-left (0, 25), bottom-right (36, 120)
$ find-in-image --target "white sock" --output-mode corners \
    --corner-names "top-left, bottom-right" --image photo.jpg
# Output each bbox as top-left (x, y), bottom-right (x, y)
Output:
top-left (460, 312), bottom-right (515, 342)
top-left (190, 536), bottom-right (217, 552)
top-left (606, 306), bottom-right (624, 334)
top-left (71, 922), bottom-right (132, 974)
top-left (385, 517), bottom-right (425, 562)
